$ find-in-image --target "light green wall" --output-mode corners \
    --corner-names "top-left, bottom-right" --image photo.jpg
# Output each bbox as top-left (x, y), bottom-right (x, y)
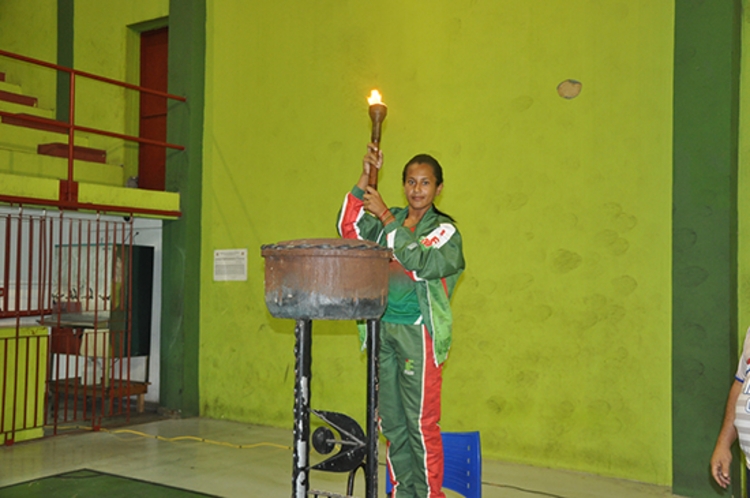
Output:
top-left (0, 0), bottom-right (57, 110)
top-left (73, 0), bottom-right (168, 173)
top-left (201, 0), bottom-right (673, 485)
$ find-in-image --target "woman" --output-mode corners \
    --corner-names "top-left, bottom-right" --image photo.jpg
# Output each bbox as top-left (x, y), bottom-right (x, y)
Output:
top-left (337, 144), bottom-right (465, 498)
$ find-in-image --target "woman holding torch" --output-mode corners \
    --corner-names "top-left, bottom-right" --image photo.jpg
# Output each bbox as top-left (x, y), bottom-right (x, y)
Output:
top-left (337, 143), bottom-right (465, 498)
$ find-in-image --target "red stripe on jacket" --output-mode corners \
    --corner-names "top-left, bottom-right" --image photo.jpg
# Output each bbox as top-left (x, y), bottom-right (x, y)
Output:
top-left (339, 192), bottom-right (364, 240)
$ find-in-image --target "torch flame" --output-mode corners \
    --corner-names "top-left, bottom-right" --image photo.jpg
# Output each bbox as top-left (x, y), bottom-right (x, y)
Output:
top-left (367, 89), bottom-right (383, 106)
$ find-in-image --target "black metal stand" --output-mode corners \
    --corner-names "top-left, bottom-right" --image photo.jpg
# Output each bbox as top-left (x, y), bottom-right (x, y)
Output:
top-left (293, 319), bottom-right (312, 497)
top-left (364, 318), bottom-right (380, 498)
top-left (291, 318), bottom-right (380, 498)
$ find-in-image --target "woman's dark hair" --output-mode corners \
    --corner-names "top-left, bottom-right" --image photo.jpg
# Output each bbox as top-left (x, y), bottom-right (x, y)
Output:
top-left (402, 154), bottom-right (456, 222)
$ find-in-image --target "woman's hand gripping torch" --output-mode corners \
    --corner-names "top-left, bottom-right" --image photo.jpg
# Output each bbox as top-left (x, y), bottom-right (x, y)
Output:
top-left (367, 90), bottom-right (388, 189)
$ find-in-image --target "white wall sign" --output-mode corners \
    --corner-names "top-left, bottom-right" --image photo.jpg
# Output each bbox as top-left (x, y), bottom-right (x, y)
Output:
top-left (213, 249), bottom-right (247, 281)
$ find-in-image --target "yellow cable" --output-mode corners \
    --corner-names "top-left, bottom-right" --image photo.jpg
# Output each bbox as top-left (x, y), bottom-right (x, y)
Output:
top-left (46, 425), bottom-right (292, 451)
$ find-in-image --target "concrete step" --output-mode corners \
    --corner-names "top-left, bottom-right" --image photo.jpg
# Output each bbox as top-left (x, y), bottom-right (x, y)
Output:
top-left (0, 98), bottom-right (54, 119)
top-left (0, 172), bottom-right (180, 219)
top-left (38, 142), bottom-right (106, 164)
top-left (0, 120), bottom-right (89, 152)
top-left (0, 80), bottom-right (22, 95)
top-left (0, 147), bottom-right (123, 187)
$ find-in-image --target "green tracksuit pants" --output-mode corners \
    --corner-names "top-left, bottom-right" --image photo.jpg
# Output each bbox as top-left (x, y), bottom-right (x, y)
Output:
top-left (380, 322), bottom-right (445, 498)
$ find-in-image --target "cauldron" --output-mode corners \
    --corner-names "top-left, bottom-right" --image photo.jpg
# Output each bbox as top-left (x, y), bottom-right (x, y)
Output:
top-left (261, 238), bottom-right (391, 320)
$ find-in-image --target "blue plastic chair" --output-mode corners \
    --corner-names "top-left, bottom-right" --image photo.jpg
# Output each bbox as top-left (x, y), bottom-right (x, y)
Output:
top-left (385, 431), bottom-right (482, 497)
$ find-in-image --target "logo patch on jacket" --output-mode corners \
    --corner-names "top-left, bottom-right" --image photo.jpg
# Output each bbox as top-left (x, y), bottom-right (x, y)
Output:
top-left (420, 224), bottom-right (456, 249)
top-left (404, 359), bottom-right (415, 376)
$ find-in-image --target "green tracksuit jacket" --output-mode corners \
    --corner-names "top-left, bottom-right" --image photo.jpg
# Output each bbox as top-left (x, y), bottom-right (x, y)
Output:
top-left (337, 186), bottom-right (465, 364)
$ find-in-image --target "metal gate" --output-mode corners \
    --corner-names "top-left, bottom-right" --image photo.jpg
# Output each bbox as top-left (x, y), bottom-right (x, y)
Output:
top-left (0, 207), bottom-right (143, 444)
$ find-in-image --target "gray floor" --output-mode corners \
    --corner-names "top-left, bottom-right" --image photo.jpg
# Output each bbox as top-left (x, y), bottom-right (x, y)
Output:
top-left (0, 417), bottom-right (686, 498)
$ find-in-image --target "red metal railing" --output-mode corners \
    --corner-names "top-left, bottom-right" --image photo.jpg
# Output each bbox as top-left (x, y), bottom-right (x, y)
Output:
top-left (0, 49), bottom-right (185, 218)
top-left (0, 208), bottom-right (53, 320)
top-left (1, 208), bottom-right (141, 443)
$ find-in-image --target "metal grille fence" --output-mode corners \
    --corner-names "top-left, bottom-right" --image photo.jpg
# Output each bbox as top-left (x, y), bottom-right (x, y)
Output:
top-left (0, 208), bottom-right (140, 444)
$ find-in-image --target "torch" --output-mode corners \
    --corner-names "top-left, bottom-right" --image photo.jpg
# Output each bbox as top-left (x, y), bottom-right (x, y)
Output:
top-left (367, 90), bottom-right (388, 189)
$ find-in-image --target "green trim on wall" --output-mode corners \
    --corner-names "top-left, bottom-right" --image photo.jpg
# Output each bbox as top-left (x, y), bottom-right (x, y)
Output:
top-left (159, 0), bottom-right (204, 416)
top-left (128, 16), bottom-right (169, 34)
top-left (672, 1), bottom-right (741, 496)
top-left (56, 0), bottom-right (73, 122)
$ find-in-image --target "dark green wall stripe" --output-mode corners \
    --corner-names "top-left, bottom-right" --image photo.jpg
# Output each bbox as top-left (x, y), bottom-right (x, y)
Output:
top-left (672, 1), bottom-right (741, 496)
top-left (160, 0), bottom-right (205, 416)
top-left (56, 0), bottom-right (73, 122)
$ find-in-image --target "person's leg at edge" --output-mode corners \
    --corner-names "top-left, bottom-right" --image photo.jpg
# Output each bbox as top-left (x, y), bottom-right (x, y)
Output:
top-left (380, 321), bottom-right (417, 497)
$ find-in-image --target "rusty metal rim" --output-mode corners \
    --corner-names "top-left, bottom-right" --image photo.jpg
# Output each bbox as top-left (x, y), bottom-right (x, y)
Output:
top-left (261, 241), bottom-right (390, 252)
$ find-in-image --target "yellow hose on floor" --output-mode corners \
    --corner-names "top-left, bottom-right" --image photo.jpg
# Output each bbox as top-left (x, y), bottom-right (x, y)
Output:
top-left (47, 425), bottom-right (293, 450)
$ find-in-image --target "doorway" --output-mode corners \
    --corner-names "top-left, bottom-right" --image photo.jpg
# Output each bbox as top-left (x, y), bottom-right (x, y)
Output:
top-left (138, 27), bottom-right (168, 191)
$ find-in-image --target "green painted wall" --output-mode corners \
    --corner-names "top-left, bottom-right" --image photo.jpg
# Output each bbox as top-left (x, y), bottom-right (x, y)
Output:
top-left (740, 2), bottom-right (750, 359)
top-left (56, 0), bottom-right (73, 123)
top-left (159, 0), bottom-right (204, 417)
top-left (737, 2), bottom-right (750, 495)
top-left (672, 2), bottom-right (742, 496)
top-left (0, 0), bottom-right (57, 110)
top-left (201, 0), bottom-right (673, 485)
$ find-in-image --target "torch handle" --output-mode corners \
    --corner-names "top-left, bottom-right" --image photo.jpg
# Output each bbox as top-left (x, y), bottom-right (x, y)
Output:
top-left (368, 163), bottom-right (379, 190)
top-left (368, 103), bottom-right (387, 190)
top-left (368, 142), bottom-right (380, 190)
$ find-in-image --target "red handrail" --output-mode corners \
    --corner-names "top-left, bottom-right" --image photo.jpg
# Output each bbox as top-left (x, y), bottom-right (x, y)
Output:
top-left (0, 49), bottom-right (185, 102)
top-left (0, 194), bottom-right (181, 219)
top-left (0, 111), bottom-right (185, 148)
top-left (0, 49), bottom-right (186, 215)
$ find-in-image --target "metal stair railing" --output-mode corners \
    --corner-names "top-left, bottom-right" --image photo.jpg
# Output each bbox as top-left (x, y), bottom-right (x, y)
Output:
top-left (0, 49), bottom-right (186, 218)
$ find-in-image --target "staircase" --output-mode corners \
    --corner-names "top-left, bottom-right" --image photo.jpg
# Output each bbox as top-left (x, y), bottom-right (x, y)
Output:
top-left (0, 62), bottom-right (181, 218)
top-left (0, 70), bottom-right (124, 187)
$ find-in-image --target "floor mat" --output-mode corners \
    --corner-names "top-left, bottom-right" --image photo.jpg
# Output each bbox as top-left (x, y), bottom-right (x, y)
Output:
top-left (0, 469), bottom-right (222, 497)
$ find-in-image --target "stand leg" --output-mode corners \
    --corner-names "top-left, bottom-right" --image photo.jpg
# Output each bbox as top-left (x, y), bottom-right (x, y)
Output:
top-left (365, 318), bottom-right (380, 498)
top-left (292, 319), bottom-right (312, 498)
